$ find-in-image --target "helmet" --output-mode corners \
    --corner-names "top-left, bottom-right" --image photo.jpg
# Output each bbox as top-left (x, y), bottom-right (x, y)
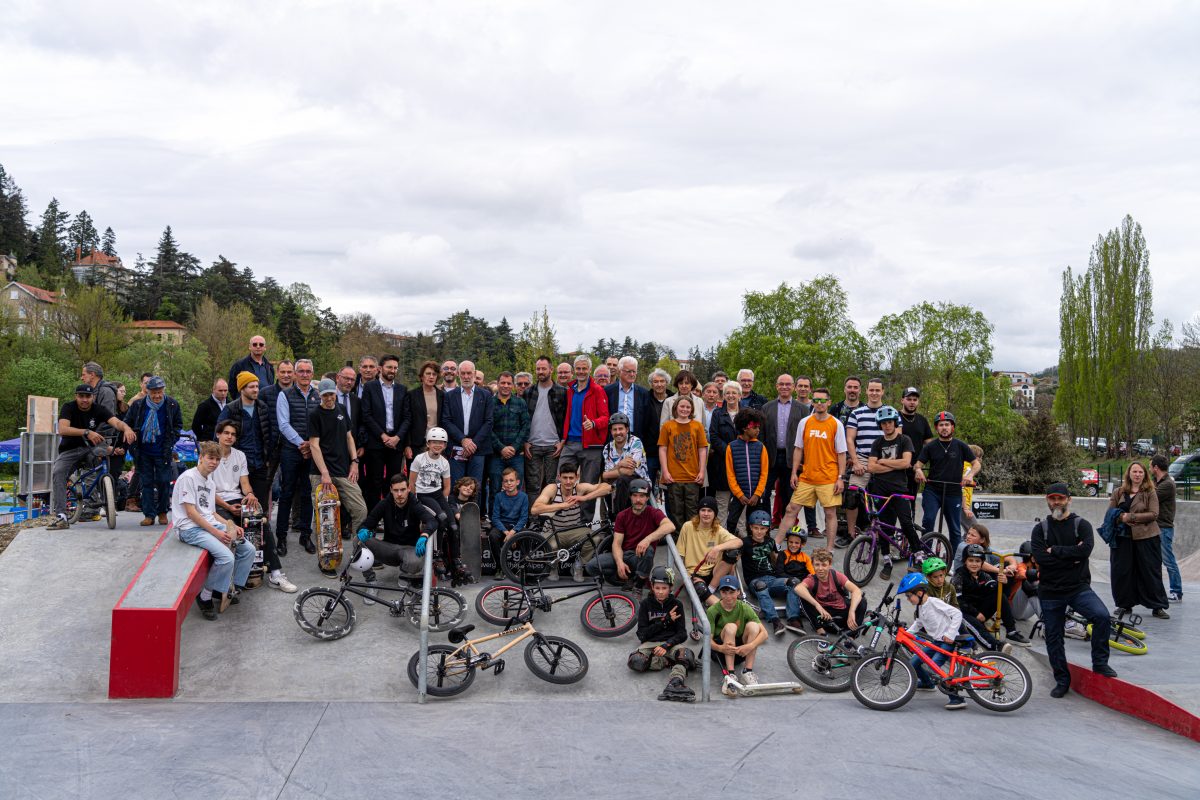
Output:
top-left (608, 412), bottom-right (630, 429)
top-left (628, 478), bottom-right (651, 495)
top-left (786, 524), bottom-right (808, 542)
top-left (934, 411), bottom-right (956, 426)
top-left (875, 405), bottom-right (900, 424)
top-left (425, 427), bottom-right (448, 443)
top-left (1018, 541), bottom-right (1033, 559)
top-left (649, 566), bottom-right (675, 586)
top-left (350, 546), bottom-right (375, 572)
top-left (963, 543), bottom-right (987, 560)
top-left (920, 556), bottom-right (948, 576)
top-left (748, 510), bottom-right (772, 527)
top-left (897, 573), bottom-right (928, 594)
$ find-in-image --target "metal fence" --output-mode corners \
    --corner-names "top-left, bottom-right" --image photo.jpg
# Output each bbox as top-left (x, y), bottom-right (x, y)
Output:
top-left (663, 535), bottom-right (712, 702)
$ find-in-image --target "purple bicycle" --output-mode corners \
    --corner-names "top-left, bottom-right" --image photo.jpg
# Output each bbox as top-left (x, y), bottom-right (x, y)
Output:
top-left (841, 487), bottom-right (950, 585)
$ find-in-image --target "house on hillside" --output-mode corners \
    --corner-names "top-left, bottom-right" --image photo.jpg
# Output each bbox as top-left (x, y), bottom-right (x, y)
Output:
top-left (994, 370), bottom-right (1036, 409)
top-left (70, 247), bottom-right (133, 302)
top-left (2, 281), bottom-right (63, 337)
top-left (124, 320), bottom-right (187, 345)
top-left (1, 255), bottom-right (17, 282)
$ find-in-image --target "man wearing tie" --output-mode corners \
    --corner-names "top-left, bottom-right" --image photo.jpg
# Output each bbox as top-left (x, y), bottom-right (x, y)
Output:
top-left (441, 360), bottom-right (494, 487)
top-left (360, 354), bottom-right (410, 507)
top-left (336, 366), bottom-right (365, 480)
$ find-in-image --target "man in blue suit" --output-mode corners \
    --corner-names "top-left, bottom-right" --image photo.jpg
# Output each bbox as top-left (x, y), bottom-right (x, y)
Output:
top-left (440, 359), bottom-right (494, 487)
top-left (606, 356), bottom-right (656, 478)
top-left (360, 354), bottom-right (409, 507)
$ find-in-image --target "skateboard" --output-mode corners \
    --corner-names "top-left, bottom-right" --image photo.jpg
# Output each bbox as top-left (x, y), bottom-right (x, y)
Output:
top-left (242, 503), bottom-right (267, 587)
top-left (459, 501), bottom-right (482, 580)
top-left (314, 483), bottom-right (343, 574)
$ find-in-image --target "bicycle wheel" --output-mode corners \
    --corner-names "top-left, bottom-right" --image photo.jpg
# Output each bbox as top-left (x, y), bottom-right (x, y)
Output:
top-left (843, 534), bottom-right (878, 585)
top-left (407, 644), bottom-right (476, 697)
top-left (964, 653), bottom-right (1033, 711)
top-left (413, 588), bottom-right (467, 632)
top-left (787, 636), bottom-right (858, 692)
top-left (1090, 624), bottom-right (1149, 655)
top-left (919, 532), bottom-right (951, 563)
top-left (102, 474), bottom-right (117, 530)
top-left (474, 583), bottom-right (533, 625)
top-left (66, 481), bottom-right (83, 524)
top-left (501, 531), bottom-right (555, 584)
top-left (524, 635), bottom-right (589, 684)
top-left (851, 653), bottom-right (917, 710)
top-left (293, 587), bottom-right (356, 640)
top-left (579, 591), bottom-right (637, 638)
top-left (1111, 621), bottom-right (1146, 640)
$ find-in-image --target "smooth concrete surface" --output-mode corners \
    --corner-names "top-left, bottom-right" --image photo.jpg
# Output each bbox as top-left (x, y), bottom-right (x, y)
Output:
top-left (119, 532), bottom-right (202, 608)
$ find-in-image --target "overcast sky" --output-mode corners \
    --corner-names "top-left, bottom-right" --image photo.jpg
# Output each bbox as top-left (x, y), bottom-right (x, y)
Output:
top-left (4, 1), bottom-right (1198, 369)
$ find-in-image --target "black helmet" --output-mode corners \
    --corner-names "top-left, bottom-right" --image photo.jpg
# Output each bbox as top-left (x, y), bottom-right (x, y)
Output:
top-left (963, 543), bottom-right (987, 560)
top-left (1018, 541), bottom-right (1033, 559)
top-left (629, 478), bottom-right (651, 495)
top-left (609, 412), bottom-right (631, 429)
top-left (934, 410), bottom-right (956, 426)
top-left (649, 566), bottom-right (674, 586)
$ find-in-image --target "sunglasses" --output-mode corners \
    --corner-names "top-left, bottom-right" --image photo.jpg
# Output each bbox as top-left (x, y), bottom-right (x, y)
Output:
top-left (812, 398), bottom-right (830, 403)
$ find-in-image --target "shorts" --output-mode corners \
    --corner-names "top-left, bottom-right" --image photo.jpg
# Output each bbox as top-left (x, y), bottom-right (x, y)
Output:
top-left (710, 636), bottom-right (747, 665)
top-left (790, 480), bottom-right (841, 508)
top-left (846, 468), bottom-right (870, 490)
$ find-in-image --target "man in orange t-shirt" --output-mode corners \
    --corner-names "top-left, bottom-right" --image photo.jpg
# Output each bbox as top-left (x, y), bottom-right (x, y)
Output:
top-left (775, 387), bottom-right (848, 542)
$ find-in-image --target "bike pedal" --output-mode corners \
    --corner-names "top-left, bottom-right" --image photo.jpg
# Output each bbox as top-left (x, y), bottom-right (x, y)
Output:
top-left (490, 659), bottom-right (505, 675)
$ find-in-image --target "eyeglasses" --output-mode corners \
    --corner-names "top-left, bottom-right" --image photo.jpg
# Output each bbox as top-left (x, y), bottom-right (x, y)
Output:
top-left (812, 398), bottom-right (830, 404)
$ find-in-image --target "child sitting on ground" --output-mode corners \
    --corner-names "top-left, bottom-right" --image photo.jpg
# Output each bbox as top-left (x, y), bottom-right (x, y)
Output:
top-left (628, 566), bottom-right (699, 702)
top-left (488, 467), bottom-right (529, 577)
top-left (677, 496), bottom-right (741, 606)
top-left (707, 575), bottom-right (768, 696)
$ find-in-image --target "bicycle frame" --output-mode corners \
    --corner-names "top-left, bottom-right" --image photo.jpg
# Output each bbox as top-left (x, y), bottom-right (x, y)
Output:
top-left (895, 625), bottom-right (1003, 690)
top-left (452, 621), bottom-right (539, 664)
top-left (69, 453), bottom-right (110, 505)
top-left (845, 487), bottom-right (919, 560)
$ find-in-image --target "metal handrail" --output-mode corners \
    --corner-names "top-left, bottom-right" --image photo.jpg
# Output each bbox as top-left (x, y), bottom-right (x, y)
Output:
top-left (664, 535), bottom-right (711, 702)
top-left (416, 529), bottom-right (438, 704)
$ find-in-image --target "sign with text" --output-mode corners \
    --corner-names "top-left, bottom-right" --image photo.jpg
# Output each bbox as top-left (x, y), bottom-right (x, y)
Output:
top-left (971, 500), bottom-right (1003, 520)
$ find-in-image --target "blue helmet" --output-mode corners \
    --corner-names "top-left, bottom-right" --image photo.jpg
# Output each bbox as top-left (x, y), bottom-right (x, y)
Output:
top-left (876, 405), bottom-right (900, 424)
top-left (748, 510), bottom-right (772, 527)
top-left (897, 573), bottom-right (928, 595)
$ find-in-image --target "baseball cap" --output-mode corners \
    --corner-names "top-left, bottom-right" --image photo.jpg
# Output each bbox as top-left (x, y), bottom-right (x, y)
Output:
top-left (1045, 481), bottom-right (1070, 498)
top-left (317, 378), bottom-right (338, 396)
top-left (146, 376), bottom-right (166, 390)
top-left (903, 387), bottom-right (920, 398)
top-left (74, 384), bottom-right (95, 395)
top-left (717, 575), bottom-right (740, 592)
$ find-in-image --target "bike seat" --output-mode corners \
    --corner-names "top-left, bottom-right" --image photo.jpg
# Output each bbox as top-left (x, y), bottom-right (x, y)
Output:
top-left (447, 624), bottom-right (475, 643)
top-left (954, 634), bottom-right (975, 646)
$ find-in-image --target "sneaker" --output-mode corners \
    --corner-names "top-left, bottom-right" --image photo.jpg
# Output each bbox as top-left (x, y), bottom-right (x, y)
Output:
top-left (1093, 664), bottom-right (1118, 679)
top-left (196, 596), bottom-right (218, 621)
top-left (879, 561), bottom-right (893, 581)
top-left (1064, 619), bottom-right (1087, 640)
top-left (1005, 631), bottom-right (1031, 647)
top-left (362, 572), bottom-right (379, 606)
top-left (47, 515), bottom-right (70, 531)
top-left (267, 573), bottom-right (297, 593)
top-left (771, 618), bottom-right (786, 637)
top-left (945, 694), bottom-right (966, 710)
top-left (1169, 591), bottom-right (1183, 603)
top-left (1050, 684), bottom-right (1070, 698)
top-left (916, 682), bottom-right (936, 692)
top-left (741, 669), bottom-right (759, 686)
top-left (785, 617), bottom-right (806, 635)
top-left (999, 643), bottom-right (1014, 655)
top-left (834, 536), bottom-right (852, 549)
top-left (721, 676), bottom-right (738, 697)
top-left (1152, 609), bottom-right (1170, 619)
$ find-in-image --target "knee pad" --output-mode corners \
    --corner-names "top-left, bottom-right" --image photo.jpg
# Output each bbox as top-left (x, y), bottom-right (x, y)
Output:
top-left (670, 646), bottom-right (699, 671)
top-left (692, 579), bottom-right (711, 603)
top-left (627, 651), bottom-right (651, 672)
top-left (786, 576), bottom-right (802, 589)
top-left (721, 550), bottom-right (740, 565)
top-left (751, 578), bottom-right (769, 593)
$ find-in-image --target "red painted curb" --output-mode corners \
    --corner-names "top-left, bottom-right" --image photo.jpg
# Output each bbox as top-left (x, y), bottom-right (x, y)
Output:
top-left (1067, 663), bottom-right (1200, 742)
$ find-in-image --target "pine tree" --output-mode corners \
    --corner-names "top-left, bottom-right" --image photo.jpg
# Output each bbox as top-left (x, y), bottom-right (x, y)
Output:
top-left (35, 198), bottom-right (70, 280)
top-left (275, 295), bottom-right (306, 355)
top-left (68, 210), bottom-right (100, 260)
top-left (101, 227), bottom-right (117, 257)
top-left (0, 163), bottom-right (31, 259)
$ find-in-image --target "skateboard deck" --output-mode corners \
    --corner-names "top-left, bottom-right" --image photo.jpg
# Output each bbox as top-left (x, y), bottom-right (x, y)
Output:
top-left (242, 505), bottom-right (267, 586)
top-left (314, 483), bottom-right (343, 573)
top-left (459, 501), bottom-right (482, 579)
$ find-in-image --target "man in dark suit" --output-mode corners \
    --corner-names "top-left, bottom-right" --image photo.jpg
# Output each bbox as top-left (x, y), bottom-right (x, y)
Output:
top-left (360, 354), bottom-right (410, 507)
top-left (335, 365), bottom-right (364, 472)
top-left (191, 378), bottom-right (229, 442)
top-left (523, 355), bottom-right (566, 493)
top-left (605, 355), bottom-right (655, 451)
top-left (761, 373), bottom-right (810, 526)
top-left (227, 335), bottom-right (274, 391)
top-left (441, 359), bottom-right (493, 487)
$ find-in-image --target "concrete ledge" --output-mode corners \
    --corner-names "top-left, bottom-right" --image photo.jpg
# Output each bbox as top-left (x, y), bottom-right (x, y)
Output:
top-left (109, 526), bottom-right (210, 699)
top-left (1027, 647), bottom-right (1200, 742)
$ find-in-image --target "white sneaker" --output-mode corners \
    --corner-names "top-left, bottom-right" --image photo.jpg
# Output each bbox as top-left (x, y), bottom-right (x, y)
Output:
top-left (268, 573), bottom-right (298, 593)
top-left (741, 669), bottom-right (759, 686)
top-left (721, 676), bottom-right (738, 697)
top-left (362, 572), bottom-right (378, 606)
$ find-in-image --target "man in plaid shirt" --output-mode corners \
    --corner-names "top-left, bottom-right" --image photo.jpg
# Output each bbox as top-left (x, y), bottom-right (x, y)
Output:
top-left (490, 371), bottom-right (531, 497)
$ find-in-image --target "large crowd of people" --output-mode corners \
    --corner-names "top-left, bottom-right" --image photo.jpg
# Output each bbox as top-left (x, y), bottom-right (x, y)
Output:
top-left (47, 338), bottom-right (1181, 700)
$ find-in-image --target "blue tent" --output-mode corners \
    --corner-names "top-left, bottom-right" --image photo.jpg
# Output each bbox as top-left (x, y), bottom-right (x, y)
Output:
top-left (0, 434), bottom-right (198, 464)
top-left (0, 438), bottom-right (19, 464)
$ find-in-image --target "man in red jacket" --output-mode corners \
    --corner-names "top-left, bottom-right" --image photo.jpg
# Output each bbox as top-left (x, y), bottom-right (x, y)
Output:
top-left (562, 355), bottom-right (609, 518)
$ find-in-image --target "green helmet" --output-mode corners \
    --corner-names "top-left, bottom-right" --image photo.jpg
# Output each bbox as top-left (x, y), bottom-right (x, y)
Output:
top-left (921, 556), bottom-right (948, 576)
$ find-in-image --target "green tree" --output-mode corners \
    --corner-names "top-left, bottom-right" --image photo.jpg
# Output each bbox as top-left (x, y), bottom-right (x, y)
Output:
top-left (190, 296), bottom-right (289, 379)
top-left (67, 210), bottom-right (99, 260)
top-left (111, 338), bottom-right (212, 427)
top-left (513, 307), bottom-right (559, 373)
top-left (34, 198), bottom-right (70, 281)
top-left (275, 295), bottom-right (306, 356)
top-left (196, 256), bottom-right (258, 310)
top-left (717, 277), bottom-right (868, 396)
top-left (51, 285), bottom-right (130, 363)
top-left (0, 163), bottom-right (31, 259)
top-left (101, 227), bottom-right (117, 258)
top-left (0, 355), bottom-right (78, 437)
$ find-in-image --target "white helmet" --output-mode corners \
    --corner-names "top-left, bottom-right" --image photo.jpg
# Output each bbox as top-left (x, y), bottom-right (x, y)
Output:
top-left (350, 546), bottom-right (375, 572)
top-left (426, 427), bottom-right (448, 443)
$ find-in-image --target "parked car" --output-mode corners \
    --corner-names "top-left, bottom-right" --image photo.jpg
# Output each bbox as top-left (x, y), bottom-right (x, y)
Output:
top-left (1079, 468), bottom-right (1100, 497)
top-left (1168, 452), bottom-right (1200, 483)
top-left (1134, 439), bottom-right (1156, 456)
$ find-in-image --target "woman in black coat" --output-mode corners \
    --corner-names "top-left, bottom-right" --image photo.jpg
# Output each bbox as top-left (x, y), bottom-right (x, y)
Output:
top-left (405, 360), bottom-right (445, 463)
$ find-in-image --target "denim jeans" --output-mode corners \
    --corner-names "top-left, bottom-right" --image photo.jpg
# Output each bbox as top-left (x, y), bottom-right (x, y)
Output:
top-left (911, 643), bottom-right (950, 687)
top-left (1160, 527), bottom-right (1182, 596)
top-left (276, 445), bottom-right (313, 539)
top-left (921, 488), bottom-right (964, 553)
top-left (750, 575), bottom-right (803, 621)
top-left (449, 453), bottom-right (486, 489)
top-left (1040, 587), bottom-right (1110, 687)
top-left (489, 452), bottom-right (526, 495)
top-left (178, 522), bottom-right (256, 593)
top-left (137, 453), bottom-right (174, 519)
top-left (585, 547), bottom-right (656, 582)
top-left (50, 447), bottom-right (93, 517)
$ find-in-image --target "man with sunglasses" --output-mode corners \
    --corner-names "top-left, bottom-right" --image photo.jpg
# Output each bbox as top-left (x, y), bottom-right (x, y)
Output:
top-left (228, 335), bottom-right (274, 392)
top-left (776, 388), bottom-right (847, 545)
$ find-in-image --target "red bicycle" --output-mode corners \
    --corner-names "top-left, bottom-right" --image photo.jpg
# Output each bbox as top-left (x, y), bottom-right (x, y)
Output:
top-left (850, 595), bottom-right (1033, 712)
